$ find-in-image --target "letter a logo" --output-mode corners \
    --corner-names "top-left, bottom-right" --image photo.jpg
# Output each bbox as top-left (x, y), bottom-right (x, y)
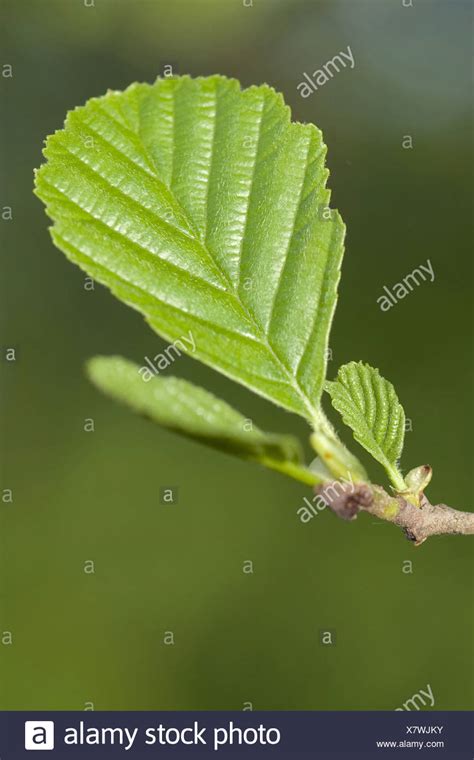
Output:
top-left (24, 721), bottom-right (55, 750)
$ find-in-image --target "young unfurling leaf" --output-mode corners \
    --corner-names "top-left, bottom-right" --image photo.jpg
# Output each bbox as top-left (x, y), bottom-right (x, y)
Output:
top-left (87, 355), bottom-right (317, 485)
top-left (325, 362), bottom-right (406, 490)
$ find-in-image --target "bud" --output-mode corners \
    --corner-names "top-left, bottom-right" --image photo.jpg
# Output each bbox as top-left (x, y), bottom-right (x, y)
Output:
top-left (405, 465), bottom-right (432, 494)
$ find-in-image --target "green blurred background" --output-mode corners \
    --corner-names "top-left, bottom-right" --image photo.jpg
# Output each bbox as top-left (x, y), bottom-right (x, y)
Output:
top-left (1, 0), bottom-right (472, 710)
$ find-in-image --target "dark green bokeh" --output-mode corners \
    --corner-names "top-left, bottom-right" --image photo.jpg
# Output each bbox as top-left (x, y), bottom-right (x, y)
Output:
top-left (1, 0), bottom-right (472, 710)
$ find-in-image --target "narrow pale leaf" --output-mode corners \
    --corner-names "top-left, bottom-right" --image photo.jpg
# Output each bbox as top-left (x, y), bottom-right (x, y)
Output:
top-left (35, 75), bottom-right (345, 423)
top-left (87, 356), bottom-right (317, 484)
top-left (325, 362), bottom-right (406, 489)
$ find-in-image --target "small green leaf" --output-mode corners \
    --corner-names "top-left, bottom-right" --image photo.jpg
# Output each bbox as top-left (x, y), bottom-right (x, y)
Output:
top-left (87, 355), bottom-right (318, 485)
top-left (35, 75), bottom-right (345, 425)
top-left (325, 362), bottom-right (406, 490)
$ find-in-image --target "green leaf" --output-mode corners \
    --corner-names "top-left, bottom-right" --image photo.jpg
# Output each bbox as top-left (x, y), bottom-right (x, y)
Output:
top-left (325, 362), bottom-right (406, 490)
top-left (34, 75), bottom-right (345, 424)
top-left (87, 355), bottom-right (318, 485)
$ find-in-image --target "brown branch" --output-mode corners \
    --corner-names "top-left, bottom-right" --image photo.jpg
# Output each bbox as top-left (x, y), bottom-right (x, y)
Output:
top-left (316, 480), bottom-right (474, 545)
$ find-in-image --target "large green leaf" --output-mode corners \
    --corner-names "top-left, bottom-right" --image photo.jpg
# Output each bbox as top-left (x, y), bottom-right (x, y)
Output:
top-left (325, 362), bottom-right (406, 490)
top-left (87, 355), bottom-right (317, 485)
top-left (35, 75), bottom-right (345, 423)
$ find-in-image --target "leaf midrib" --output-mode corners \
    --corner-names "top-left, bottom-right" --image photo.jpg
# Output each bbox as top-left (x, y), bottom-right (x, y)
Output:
top-left (137, 90), bottom-right (320, 421)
